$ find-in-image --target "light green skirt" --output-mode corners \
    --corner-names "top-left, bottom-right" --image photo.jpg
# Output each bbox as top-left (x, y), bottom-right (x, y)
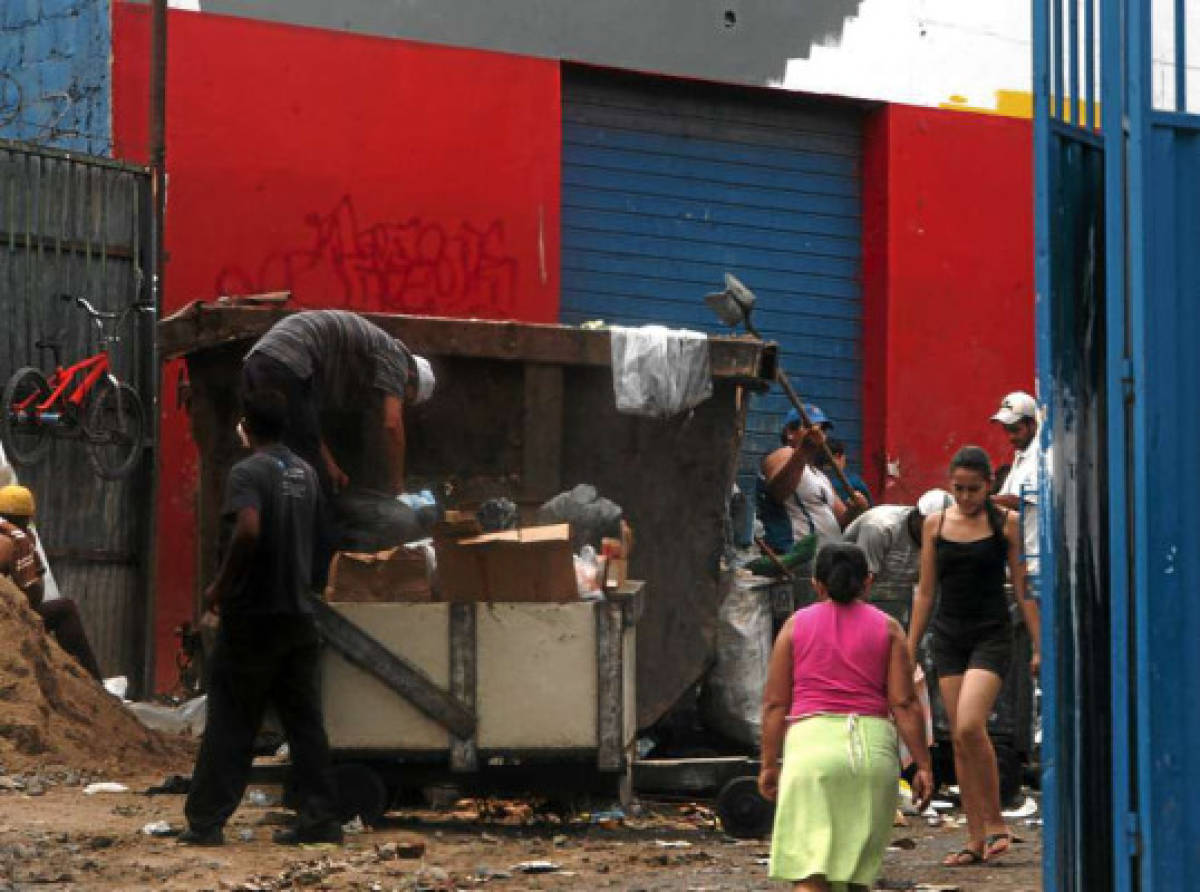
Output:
top-left (768, 714), bottom-right (899, 887)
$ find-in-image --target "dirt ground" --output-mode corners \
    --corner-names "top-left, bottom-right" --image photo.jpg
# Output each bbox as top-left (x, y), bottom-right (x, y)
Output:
top-left (0, 767), bottom-right (1043, 891)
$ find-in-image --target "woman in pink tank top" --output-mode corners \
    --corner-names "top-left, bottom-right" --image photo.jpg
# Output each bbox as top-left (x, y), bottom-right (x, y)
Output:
top-left (759, 543), bottom-right (933, 892)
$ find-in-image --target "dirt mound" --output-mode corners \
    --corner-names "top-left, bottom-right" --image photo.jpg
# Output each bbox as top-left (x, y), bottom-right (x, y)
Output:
top-left (0, 578), bottom-right (192, 775)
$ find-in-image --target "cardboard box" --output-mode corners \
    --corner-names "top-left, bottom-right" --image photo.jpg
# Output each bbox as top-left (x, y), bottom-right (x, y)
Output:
top-left (325, 545), bottom-right (433, 603)
top-left (436, 523), bottom-right (578, 603)
top-left (432, 510), bottom-right (483, 542)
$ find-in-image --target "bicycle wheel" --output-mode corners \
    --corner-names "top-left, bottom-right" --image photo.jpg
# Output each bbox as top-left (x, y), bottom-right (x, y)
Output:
top-left (85, 379), bottom-right (145, 480)
top-left (1, 367), bottom-right (52, 467)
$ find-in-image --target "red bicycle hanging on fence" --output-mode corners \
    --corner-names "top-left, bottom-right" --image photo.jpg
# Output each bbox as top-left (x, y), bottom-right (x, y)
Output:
top-left (2, 294), bottom-right (151, 480)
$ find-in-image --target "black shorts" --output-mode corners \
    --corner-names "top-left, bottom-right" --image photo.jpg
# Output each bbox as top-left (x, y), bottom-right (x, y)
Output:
top-left (930, 619), bottom-right (1013, 678)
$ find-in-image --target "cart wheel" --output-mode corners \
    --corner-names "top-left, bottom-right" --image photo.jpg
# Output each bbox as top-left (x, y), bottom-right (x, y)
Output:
top-left (333, 763), bottom-right (389, 826)
top-left (716, 775), bottom-right (774, 839)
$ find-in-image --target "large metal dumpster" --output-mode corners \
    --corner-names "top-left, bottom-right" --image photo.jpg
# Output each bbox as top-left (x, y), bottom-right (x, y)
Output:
top-left (158, 302), bottom-right (773, 729)
top-left (314, 586), bottom-right (642, 819)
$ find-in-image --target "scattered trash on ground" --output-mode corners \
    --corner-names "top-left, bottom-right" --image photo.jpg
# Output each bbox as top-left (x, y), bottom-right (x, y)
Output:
top-left (512, 860), bottom-right (562, 874)
top-left (144, 774), bottom-right (191, 795)
top-left (1002, 794), bottom-right (1039, 819)
top-left (245, 789), bottom-right (278, 807)
top-left (141, 820), bottom-right (176, 837)
top-left (123, 696), bottom-right (207, 737)
top-left (83, 782), bottom-right (130, 795)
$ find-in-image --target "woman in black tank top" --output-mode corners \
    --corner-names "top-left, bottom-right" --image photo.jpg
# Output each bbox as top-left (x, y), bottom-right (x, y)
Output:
top-left (907, 446), bottom-right (1041, 868)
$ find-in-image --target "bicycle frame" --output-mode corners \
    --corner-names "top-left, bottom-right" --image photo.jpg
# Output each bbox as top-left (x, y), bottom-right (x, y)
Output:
top-left (13, 350), bottom-right (111, 418)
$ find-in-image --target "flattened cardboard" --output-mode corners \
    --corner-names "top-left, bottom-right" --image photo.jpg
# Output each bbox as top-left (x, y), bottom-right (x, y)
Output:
top-left (436, 523), bottom-right (577, 602)
top-left (326, 545), bottom-right (433, 603)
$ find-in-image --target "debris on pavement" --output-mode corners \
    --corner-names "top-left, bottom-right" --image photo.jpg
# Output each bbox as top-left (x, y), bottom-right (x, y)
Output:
top-left (83, 782), bottom-right (130, 795)
top-left (141, 820), bottom-right (176, 837)
top-left (1002, 794), bottom-right (1039, 819)
top-left (144, 774), bottom-right (191, 795)
top-left (512, 859), bottom-right (562, 874)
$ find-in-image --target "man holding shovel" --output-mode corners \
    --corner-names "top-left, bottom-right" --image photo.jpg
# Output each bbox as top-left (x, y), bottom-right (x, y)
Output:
top-left (757, 405), bottom-right (869, 554)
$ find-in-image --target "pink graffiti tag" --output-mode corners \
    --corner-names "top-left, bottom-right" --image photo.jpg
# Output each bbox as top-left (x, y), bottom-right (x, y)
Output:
top-left (216, 196), bottom-right (520, 316)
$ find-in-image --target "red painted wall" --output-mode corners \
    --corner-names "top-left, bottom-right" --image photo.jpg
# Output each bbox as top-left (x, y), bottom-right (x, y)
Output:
top-left (113, 3), bottom-right (561, 690)
top-left (861, 104), bottom-right (1034, 503)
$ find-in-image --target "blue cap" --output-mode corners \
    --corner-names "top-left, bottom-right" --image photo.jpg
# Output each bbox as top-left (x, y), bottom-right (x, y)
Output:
top-left (783, 404), bottom-right (832, 431)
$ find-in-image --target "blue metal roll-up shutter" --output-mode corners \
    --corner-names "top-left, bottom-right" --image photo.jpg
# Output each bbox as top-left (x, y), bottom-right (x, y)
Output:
top-left (561, 68), bottom-right (864, 490)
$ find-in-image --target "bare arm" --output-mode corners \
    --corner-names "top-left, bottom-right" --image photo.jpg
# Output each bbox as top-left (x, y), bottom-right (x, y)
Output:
top-left (1006, 511), bottom-right (1041, 676)
top-left (762, 447), bottom-right (808, 504)
top-left (992, 494), bottom-right (1021, 510)
top-left (382, 393), bottom-right (406, 496)
top-left (318, 440), bottom-right (349, 493)
top-left (763, 426), bottom-right (826, 503)
top-left (758, 616), bottom-right (795, 801)
top-left (832, 491), bottom-right (869, 528)
top-left (204, 507), bottom-right (260, 612)
top-left (907, 513), bottom-right (941, 661)
top-left (886, 618), bottom-right (933, 807)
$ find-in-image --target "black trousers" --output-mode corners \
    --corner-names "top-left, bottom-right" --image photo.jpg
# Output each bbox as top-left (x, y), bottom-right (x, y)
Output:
top-left (37, 598), bottom-right (103, 680)
top-left (185, 613), bottom-right (338, 833)
top-left (241, 353), bottom-right (328, 494)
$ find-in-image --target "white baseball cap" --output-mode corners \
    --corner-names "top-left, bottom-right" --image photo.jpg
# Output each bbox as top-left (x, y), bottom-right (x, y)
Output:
top-left (990, 391), bottom-right (1038, 425)
top-left (917, 488), bottom-right (953, 516)
top-left (412, 355), bottom-right (436, 405)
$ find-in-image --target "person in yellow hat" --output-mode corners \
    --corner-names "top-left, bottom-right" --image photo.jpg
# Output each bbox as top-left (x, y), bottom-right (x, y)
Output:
top-left (0, 485), bottom-right (103, 680)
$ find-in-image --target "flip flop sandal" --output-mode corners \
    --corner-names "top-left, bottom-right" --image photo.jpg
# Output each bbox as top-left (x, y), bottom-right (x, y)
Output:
top-left (984, 832), bottom-right (1014, 860)
top-left (942, 848), bottom-right (984, 867)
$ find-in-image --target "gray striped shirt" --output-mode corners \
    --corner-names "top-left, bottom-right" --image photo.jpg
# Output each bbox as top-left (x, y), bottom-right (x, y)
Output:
top-left (248, 310), bottom-right (412, 405)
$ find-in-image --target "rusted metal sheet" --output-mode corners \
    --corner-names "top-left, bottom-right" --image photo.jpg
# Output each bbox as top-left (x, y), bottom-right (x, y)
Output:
top-left (0, 141), bottom-right (154, 691)
top-left (164, 304), bottom-right (769, 729)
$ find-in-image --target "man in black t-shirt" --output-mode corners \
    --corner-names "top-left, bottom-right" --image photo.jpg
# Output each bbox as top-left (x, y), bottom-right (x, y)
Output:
top-left (180, 390), bottom-right (341, 847)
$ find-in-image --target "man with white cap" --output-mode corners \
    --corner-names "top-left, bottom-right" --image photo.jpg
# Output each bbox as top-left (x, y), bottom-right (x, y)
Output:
top-left (843, 489), bottom-right (953, 626)
top-left (990, 391), bottom-right (1046, 576)
top-left (243, 310), bottom-right (436, 497)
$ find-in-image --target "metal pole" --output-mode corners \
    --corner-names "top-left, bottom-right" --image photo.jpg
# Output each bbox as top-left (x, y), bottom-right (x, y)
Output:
top-left (142, 0), bottom-right (167, 695)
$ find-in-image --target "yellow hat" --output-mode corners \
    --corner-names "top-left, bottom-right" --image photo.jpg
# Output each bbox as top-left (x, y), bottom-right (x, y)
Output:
top-left (0, 485), bottom-right (35, 518)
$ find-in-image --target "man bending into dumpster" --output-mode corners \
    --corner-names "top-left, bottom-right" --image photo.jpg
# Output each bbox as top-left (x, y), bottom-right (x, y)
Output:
top-left (0, 485), bottom-right (104, 680)
top-left (180, 389), bottom-right (342, 847)
top-left (242, 309), bottom-right (436, 497)
top-left (842, 488), bottom-right (952, 626)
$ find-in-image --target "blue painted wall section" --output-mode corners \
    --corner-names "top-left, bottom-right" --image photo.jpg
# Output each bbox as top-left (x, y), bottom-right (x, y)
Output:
top-left (0, 0), bottom-right (112, 154)
top-left (560, 70), bottom-right (864, 496)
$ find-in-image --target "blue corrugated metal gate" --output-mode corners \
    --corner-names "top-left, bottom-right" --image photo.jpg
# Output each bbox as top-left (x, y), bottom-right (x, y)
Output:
top-left (1036, 1), bottom-right (1200, 889)
top-left (560, 67), bottom-right (864, 488)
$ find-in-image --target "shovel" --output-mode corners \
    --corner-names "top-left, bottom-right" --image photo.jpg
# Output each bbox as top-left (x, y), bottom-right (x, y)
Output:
top-left (704, 274), bottom-right (857, 497)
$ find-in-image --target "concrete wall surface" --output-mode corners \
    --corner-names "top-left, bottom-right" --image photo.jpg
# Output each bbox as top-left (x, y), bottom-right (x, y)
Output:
top-left (0, 0), bottom-right (111, 153)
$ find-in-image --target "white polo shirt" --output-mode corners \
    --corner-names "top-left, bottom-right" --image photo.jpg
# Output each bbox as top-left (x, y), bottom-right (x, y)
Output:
top-left (999, 440), bottom-right (1049, 574)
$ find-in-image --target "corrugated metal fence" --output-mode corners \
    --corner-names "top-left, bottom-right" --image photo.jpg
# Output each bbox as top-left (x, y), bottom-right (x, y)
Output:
top-left (0, 139), bottom-right (153, 691)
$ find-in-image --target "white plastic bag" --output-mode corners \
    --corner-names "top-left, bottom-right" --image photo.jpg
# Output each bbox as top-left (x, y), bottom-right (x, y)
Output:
top-left (124, 695), bottom-right (208, 737)
top-left (609, 326), bottom-right (713, 417)
top-left (699, 576), bottom-right (773, 747)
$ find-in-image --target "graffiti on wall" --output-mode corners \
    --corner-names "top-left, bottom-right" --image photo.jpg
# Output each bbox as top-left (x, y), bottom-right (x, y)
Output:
top-left (0, 72), bottom-right (103, 145)
top-left (216, 196), bottom-right (521, 317)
